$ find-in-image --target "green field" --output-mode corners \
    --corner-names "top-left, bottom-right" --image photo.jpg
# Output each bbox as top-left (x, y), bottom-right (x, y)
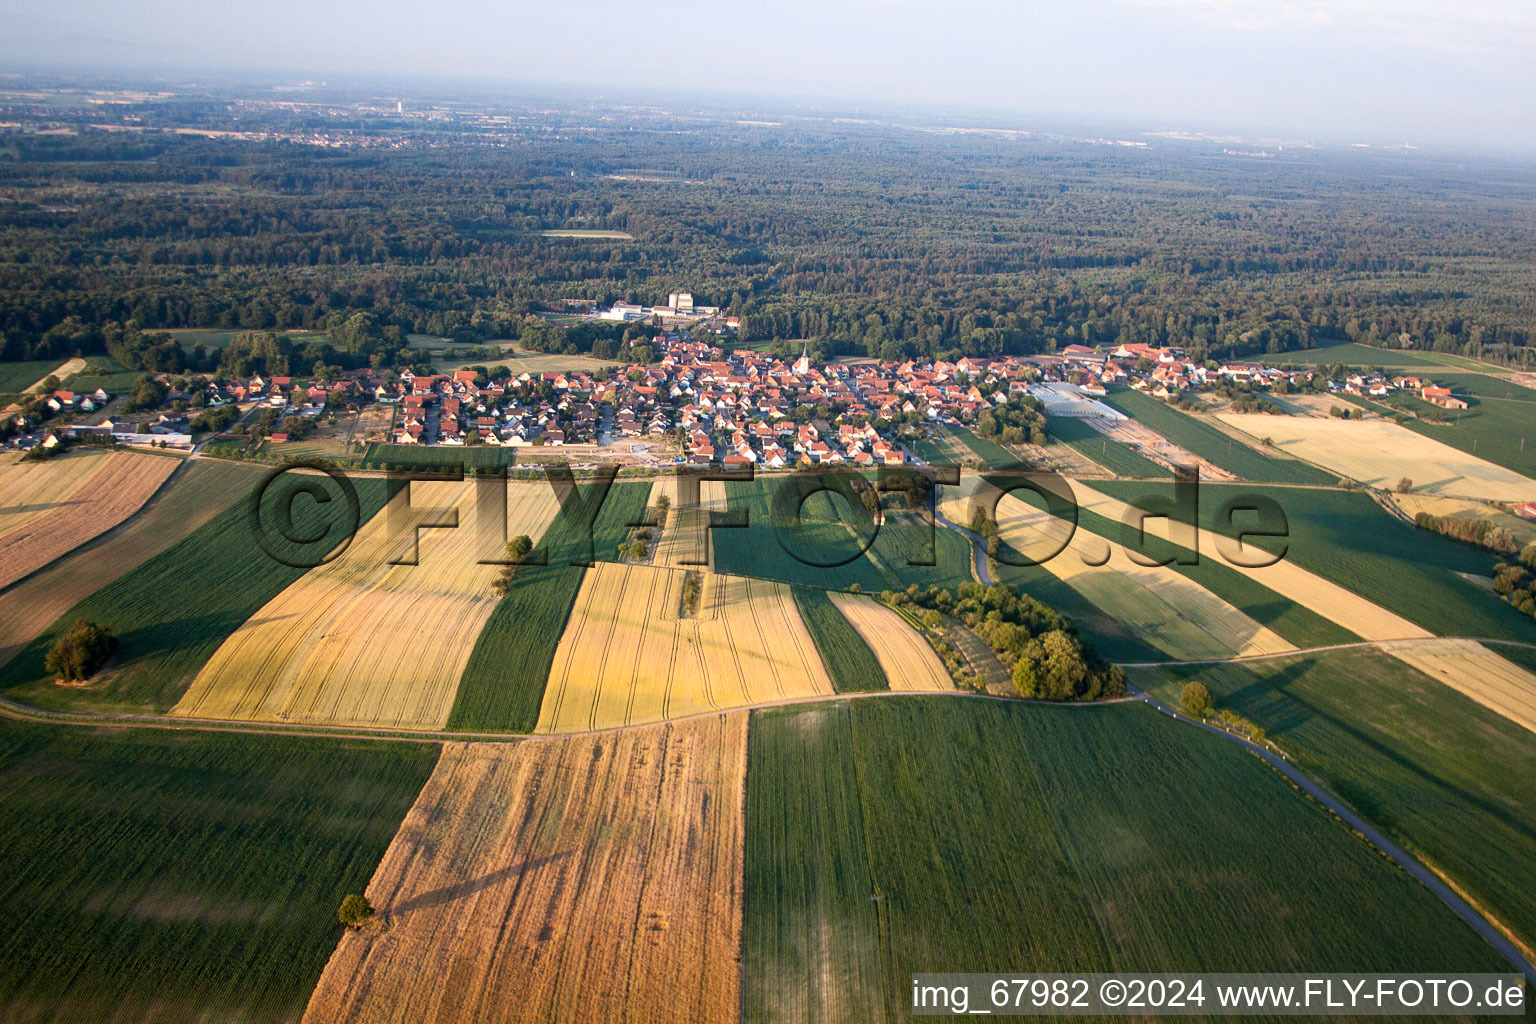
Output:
top-left (446, 480), bottom-right (650, 732)
top-left (0, 358), bottom-right (65, 393)
top-left (1047, 415), bottom-right (1170, 478)
top-left (0, 476), bottom-right (390, 713)
top-left (744, 699), bottom-right (1507, 1021)
top-left (1097, 481), bottom-right (1536, 644)
top-left (946, 425), bottom-right (1020, 469)
top-left (1131, 646), bottom-right (1536, 953)
top-left (906, 432), bottom-right (948, 465)
top-left (1265, 342), bottom-right (1500, 372)
top-left (63, 354), bottom-right (146, 397)
top-left (792, 588), bottom-right (888, 692)
top-left (743, 704), bottom-right (884, 1022)
top-left (1074, 505), bottom-right (1357, 650)
top-left (1266, 342), bottom-right (1461, 369)
top-left (1103, 388), bottom-right (1336, 484)
top-left (361, 442), bottom-right (519, 471)
top-left (0, 717), bottom-right (438, 1024)
top-left (717, 482), bottom-right (978, 594)
top-left (1361, 372), bottom-right (1536, 479)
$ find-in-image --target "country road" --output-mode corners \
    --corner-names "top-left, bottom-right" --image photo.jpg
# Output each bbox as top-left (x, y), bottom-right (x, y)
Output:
top-left (1130, 684), bottom-right (1536, 983)
top-left (935, 508), bottom-right (995, 585)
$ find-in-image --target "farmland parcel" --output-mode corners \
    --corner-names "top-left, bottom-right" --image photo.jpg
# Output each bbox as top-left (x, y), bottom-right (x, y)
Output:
top-left (745, 699), bottom-right (1508, 1022)
top-left (0, 449), bottom-right (179, 589)
top-left (303, 715), bottom-right (746, 1024)
top-left (0, 716), bottom-right (437, 1024)
top-left (1, 475), bottom-right (391, 714)
top-left (174, 479), bottom-right (560, 730)
top-left (1215, 413), bottom-right (1536, 501)
top-left (1130, 646), bottom-right (1536, 954)
top-left (0, 459), bottom-right (258, 669)
top-left (826, 591), bottom-right (953, 691)
top-left (942, 477), bottom-right (1296, 661)
top-left (536, 562), bottom-right (833, 732)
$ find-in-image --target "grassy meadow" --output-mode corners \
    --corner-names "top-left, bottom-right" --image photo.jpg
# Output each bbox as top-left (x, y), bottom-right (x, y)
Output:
top-left (0, 717), bottom-right (438, 1024)
top-left (744, 698), bottom-right (1508, 1022)
top-left (1130, 646), bottom-right (1536, 954)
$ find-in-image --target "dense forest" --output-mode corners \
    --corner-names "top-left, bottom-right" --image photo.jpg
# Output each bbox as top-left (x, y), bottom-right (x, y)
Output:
top-left (3, 88), bottom-right (1535, 375)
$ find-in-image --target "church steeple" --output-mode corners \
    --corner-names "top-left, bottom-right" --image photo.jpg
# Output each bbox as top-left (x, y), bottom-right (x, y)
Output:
top-left (793, 343), bottom-right (810, 375)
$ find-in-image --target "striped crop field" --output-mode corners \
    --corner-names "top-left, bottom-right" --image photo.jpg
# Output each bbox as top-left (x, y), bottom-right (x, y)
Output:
top-left (303, 715), bottom-right (745, 1024)
top-left (826, 592), bottom-right (953, 691)
top-left (535, 562), bottom-right (833, 732)
top-left (0, 449), bottom-right (180, 589)
top-left (172, 479), bottom-right (560, 730)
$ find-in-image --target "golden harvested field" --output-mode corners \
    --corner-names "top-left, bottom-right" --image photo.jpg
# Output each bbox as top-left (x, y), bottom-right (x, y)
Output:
top-left (944, 478), bottom-right (1295, 660)
top-left (1069, 481), bottom-right (1433, 643)
top-left (172, 479), bottom-right (561, 730)
top-left (0, 460), bottom-right (259, 666)
top-left (1216, 413), bottom-right (1536, 501)
top-left (0, 449), bottom-right (179, 590)
top-left (1393, 493), bottom-right (1536, 547)
top-left (302, 715), bottom-right (747, 1024)
top-left (827, 591), bottom-right (954, 691)
top-left (1381, 639), bottom-right (1536, 735)
top-left (650, 477), bottom-right (727, 569)
top-left (537, 562), bottom-right (833, 733)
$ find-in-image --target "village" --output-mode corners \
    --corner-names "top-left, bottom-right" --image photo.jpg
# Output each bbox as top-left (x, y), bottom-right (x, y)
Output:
top-left (3, 308), bottom-right (1477, 466)
top-left (308, 330), bottom-right (1480, 469)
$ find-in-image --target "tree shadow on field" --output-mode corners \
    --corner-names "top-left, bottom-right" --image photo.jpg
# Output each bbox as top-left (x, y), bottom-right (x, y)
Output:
top-left (0, 499), bottom-right (93, 515)
top-left (391, 851), bottom-right (575, 915)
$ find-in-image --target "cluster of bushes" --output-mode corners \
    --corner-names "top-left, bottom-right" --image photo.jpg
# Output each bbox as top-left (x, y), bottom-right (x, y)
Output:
top-left (1493, 548), bottom-right (1536, 621)
top-left (1413, 512), bottom-right (1519, 555)
top-left (1179, 681), bottom-right (1267, 742)
top-left (1329, 405), bottom-right (1365, 419)
top-left (882, 582), bottom-right (1124, 701)
top-left (974, 395), bottom-right (1047, 447)
top-left (489, 536), bottom-right (534, 598)
top-left (682, 572), bottom-right (703, 616)
top-left (189, 403), bottom-right (242, 433)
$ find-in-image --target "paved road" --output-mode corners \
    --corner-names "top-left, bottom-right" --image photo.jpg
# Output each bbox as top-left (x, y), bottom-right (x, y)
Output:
top-left (1131, 685), bottom-right (1536, 983)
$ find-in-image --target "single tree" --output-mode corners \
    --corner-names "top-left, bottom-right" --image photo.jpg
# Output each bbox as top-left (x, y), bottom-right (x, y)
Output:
top-left (1396, 477), bottom-right (1413, 493)
top-left (45, 619), bottom-right (115, 682)
top-left (337, 893), bottom-right (374, 929)
top-left (1181, 680), bottom-right (1214, 718)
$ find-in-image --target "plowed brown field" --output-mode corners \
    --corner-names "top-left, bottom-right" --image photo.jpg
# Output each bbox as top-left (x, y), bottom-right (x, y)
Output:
top-left (301, 714), bottom-right (747, 1024)
top-left (0, 449), bottom-right (179, 589)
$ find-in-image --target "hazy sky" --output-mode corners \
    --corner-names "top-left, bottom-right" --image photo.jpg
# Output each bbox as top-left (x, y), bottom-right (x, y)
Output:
top-left (4, 0), bottom-right (1535, 147)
